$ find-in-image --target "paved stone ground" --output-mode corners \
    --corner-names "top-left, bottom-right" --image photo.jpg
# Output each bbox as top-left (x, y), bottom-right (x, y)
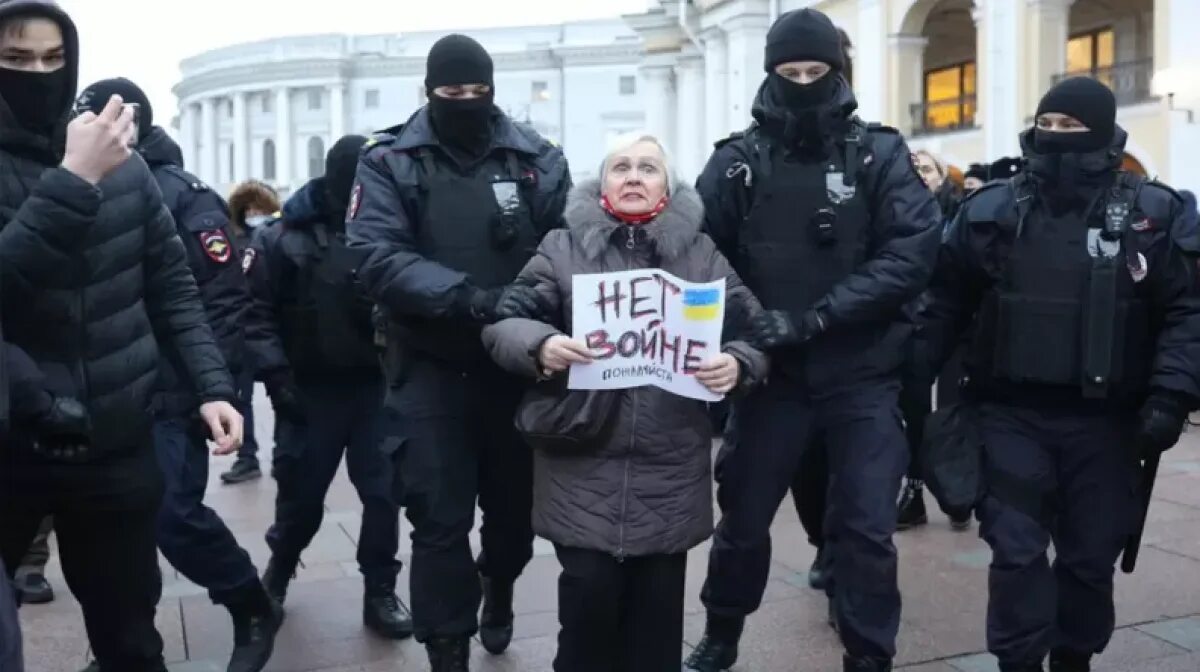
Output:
top-left (18, 390), bottom-right (1200, 671)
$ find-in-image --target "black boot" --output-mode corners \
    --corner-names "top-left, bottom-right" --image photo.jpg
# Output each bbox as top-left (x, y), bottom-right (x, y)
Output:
top-left (479, 576), bottom-right (515, 654)
top-left (897, 480), bottom-right (928, 530)
top-left (226, 582), bottom-right (284, 672)
top-left (426, 637), bottom-right (470, 672)
top-left (843, 654), bottom-right (893, 671)
top-left (683, 613), bottom-right (743, 671)
top-left (261, 555), bottom-right (298, 606)
top-left (808, 546), bottom-right (831, 591)
top-left (949, 510), bottom-right (973, 531)
top-left (16, 572), bottom-right (54, 604)
top-left (221, 456), bottom-right (262, 484)
top-left (363, 581), bottom-right (413, 640)
top-left (1050, 649), bottom-right (1091, 671)
top-left (1000, 664), bottom-right (1045, 672)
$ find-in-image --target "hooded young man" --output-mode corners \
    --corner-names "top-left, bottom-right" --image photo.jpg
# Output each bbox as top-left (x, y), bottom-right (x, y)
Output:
top-left (347, 33), bottom-right (572, 671)
top-left (0, 3), bottom-right (242, 670)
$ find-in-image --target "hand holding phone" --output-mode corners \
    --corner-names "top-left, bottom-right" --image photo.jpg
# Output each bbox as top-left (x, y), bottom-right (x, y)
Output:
top-left (62, 94), bottom-right (135, 185)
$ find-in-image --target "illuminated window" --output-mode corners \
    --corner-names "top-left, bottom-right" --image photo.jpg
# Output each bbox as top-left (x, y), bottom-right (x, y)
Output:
top-left (1067, 28), bottom-right (1115, 87)
top-left (922, 62), bottom-right (976, 131)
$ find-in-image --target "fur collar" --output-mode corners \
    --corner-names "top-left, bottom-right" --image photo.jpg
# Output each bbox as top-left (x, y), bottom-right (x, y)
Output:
top-left (565, 178), bottom-right (705, 261)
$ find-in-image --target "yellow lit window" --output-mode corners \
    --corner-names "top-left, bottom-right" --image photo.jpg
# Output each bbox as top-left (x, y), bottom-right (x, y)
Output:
top-left (923, 62), bottom-right (977, 130)
top-left (1067, 28), bottom-right (1115, 87)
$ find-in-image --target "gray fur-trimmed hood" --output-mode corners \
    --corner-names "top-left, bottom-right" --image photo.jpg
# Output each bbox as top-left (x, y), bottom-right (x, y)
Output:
top-left (565, 178), bottom-right (705, 261)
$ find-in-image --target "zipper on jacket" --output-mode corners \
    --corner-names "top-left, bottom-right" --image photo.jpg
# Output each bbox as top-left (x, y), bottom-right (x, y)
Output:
top-left (625, 225), bottom-right (635, 250)
top-left (616, 387), bottom-right (637, 562)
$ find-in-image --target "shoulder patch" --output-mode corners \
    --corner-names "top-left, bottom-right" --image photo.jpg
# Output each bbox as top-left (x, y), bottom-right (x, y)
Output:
top-left (348, 182), bottom-right (363, 220)
top-left (199, 230), bottom-right (232, 264)
top-left (241, 247), bottom-right (257, 274)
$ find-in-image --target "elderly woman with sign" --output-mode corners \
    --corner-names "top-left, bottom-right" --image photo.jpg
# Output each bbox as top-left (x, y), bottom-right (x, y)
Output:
top-left (482, 132), bottom-right (768, 671)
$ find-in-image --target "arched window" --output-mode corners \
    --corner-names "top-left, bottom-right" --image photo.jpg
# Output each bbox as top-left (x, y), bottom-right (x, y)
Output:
top-left (263, 139), bottom-right (276, 181)
top-left (307, 136), bottom-right (325, 179)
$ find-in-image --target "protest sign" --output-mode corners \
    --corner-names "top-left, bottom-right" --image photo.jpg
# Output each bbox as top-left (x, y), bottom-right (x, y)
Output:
top-left (568, 269), bottom-right (725, 402)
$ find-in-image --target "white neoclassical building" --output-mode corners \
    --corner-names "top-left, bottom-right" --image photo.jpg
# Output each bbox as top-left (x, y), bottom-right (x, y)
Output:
top-left (172, 20), bottom-right (646, 196)
top-left (175, 1), bottom-right (1200, 195)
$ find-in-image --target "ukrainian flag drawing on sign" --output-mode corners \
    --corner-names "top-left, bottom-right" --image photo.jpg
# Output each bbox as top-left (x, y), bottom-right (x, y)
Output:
top-left (682, 288), bottom-right (721, 321)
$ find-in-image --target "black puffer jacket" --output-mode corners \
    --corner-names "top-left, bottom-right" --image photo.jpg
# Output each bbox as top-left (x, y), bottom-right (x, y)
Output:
top-left (0, 0), bottom-right (233, 451)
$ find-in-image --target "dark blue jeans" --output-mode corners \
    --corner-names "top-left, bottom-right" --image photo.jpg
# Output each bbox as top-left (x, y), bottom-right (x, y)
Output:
top-left (265, 379), bottom-right (400, 586)
top-left (235, 370), bottom-right (259, 464)
top-left (702, 378), bottom-right (908, 661)
top-left (976, 404), bottom-right (1137, 666)
top-left (153, 417), bottom-right (259, 604)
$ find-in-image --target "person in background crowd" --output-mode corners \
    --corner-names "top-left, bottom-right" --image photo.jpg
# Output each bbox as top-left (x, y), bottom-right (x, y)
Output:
top-left (687, 9), bottom-right (941, 672)
top-left (75, 76), bottom-right (282, 672)
top-left (483, 132), bottom-right (769, 672)
top-left (13, 517), bottom-right (52, 603)
top-left (913, 149), bottom-right (961, 223)
top-left (221, 179), bottom-right (281, 485)
top-left (920, 77), bottom-right (1200, 672)
top-left (245, 135), bottom-right (412, 642)
top-left (0, 3), bottom-right (243, 670)
top-left (963, 163), bottom-right (988, 194)
top-left (989, 156), bottom-right (1022, 182)
top-left (347, 34), bottom-right (571, 671)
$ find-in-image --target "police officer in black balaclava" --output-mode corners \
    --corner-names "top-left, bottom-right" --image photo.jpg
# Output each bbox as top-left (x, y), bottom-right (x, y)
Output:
top-left (688, 8), bottom-right (941, 672)
top-left (919, 77), bottom-right (1200, 672)
top-left (346, 33), bottom-right (572, 672)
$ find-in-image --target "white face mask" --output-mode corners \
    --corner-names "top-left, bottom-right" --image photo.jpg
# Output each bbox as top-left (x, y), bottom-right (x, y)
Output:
top-left (245, 214), bottom-right (272, 229)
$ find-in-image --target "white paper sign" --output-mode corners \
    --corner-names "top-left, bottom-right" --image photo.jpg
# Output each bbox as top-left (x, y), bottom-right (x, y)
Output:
top-left (568, 269), bottom-right (726, 402)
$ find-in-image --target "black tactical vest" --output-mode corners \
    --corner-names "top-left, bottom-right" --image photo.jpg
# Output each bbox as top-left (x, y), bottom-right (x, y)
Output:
top-left (969, 173), bottom-right (1152, 401)
top-left (278, 223), bottom-right (379, 375)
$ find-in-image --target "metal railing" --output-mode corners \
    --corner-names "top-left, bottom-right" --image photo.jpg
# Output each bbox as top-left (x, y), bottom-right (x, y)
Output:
top-left (909, 95), bottom-right (978, 136)
top-left (1052, 59), bottom-right (1155, 106)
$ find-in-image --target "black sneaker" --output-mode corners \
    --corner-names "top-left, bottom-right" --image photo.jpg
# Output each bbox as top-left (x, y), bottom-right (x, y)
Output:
top-left (427, 637), bottom-right (470, 672)
top-left (261, 555), bottom-right (298, 607)
top-left (950, 511), bottom-right (973, 531)
top-left (479, 576), bottom-right (514, 654)
top-left (221, 457), bottom-right (262, 485)
top-left (683, 614), bottom-right (743, 671)
top-left (363, 586), bottom-right (414, 640)
top-left (1050, 649), bottom-right (1091, 672)
top-left (896, 481), bottom-right (928, 530)
top-left (843, 654), bottom-right (893, 671)
top-left (227, 584), bottom-right (284, 672)
top-left (808, 546), bottom-right (832, 591)
top-left (16, 572), bottom-right (54, 604)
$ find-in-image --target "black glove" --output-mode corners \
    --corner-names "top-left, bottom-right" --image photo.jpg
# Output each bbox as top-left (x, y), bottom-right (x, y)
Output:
top-left (495, 284), bottom-right (554, 322)
top-left (265, 371), bottom-right (307, 425)
top-left (454, 285), bottom-right (505, 323)
top-left (31, 396), bottom-right (92, 461)
top-left (1137, 393), bottom-right (1190, 458)
top-left (745, 310), bottom-right (821, 350)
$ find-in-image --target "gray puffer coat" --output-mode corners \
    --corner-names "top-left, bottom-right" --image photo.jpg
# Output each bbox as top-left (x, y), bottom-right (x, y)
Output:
top-left (482, 179), bottom-right (769, 558)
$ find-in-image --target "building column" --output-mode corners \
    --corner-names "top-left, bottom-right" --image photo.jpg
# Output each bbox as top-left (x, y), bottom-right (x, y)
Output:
top-left (274, 87), bottom-right (292, 190)
top-left (886, 35), bottom-right (928, 136)
top-left (179, 102), bottom-right (198, 172)
top-left (701, 27), bottom-right (729, 143)
top-left (199, 97), bottom-right (217, 185)
top-left (978, 0), bottom-right (1023, 159)
top-left (723, 13), bottom-right (769, 130)
top-left (329, 82), bottom-right (346, 142)
top-left (1159, 0), bottom-right (1200, 189)
top-left (638, 62), bottom-right (677, 155)
top-left (675, 48), bottom-right (706, 182)
top-left (232, 91), bottom-right (249, 183)
top-left (855, 0), bottom-right (886, 121)
top-left (1025, 0), bottom-right (1074, 118)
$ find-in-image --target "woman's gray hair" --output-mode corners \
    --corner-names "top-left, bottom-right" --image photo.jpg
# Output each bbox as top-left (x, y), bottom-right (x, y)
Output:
top-left (598, 131), bottom-right (676, 193)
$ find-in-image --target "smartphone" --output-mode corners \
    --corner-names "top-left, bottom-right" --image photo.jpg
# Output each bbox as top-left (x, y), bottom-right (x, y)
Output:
top-left (123, 102), bottom-right (140, 147)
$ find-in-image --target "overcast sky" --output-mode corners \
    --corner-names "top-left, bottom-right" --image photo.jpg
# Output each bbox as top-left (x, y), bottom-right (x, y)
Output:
top-left (58, 0), bottom-right (652, 126)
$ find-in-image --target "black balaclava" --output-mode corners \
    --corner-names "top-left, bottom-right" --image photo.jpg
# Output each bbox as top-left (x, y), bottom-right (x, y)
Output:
top-left (425, 34), bottom-right (495, 157)
top-left (77, 77), bottom-right (153, 141)
top-left (0, 2), bottom-right (81, 141)
top-left (764, 9), bottom-right (844, 110)
top-left (323, 134), bottom-right (367, 226)
top-left (1029, 77), bottom-right (1118, 197)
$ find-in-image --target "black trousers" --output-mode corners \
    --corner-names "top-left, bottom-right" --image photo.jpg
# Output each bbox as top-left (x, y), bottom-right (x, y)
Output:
top-left (554, 545), bottom-right (687, 672)
top-left (791, 438), bottom-right (828, 549)
top-left (389, 357), bottom-right (535, 642)
top-left (0, 442), bottom-right (166, 672)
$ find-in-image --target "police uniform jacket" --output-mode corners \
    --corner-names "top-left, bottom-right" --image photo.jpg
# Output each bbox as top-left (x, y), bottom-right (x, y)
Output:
top-left (921, 126), bottom-right (1200, 411)
top-left (139, 126), bottom-right (250, 416)
top-left (696, 76), bottom-right (942, 391)
top-left (346, 106), bottom-right (571, 368)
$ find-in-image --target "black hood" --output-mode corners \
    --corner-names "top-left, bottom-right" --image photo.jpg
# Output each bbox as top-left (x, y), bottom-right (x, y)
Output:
top-left (750, 72), bottom-right (857, 150)
top-left (137, 126), bottom-right (183, 169)
top-left (0, 0), bottom-right (79, 160)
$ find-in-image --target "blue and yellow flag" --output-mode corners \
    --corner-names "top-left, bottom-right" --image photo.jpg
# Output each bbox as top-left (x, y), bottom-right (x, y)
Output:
top-left (682, 288), bottom-right (720, 321)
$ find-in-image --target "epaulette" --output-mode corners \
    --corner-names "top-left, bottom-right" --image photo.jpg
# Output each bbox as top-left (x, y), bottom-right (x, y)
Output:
top-left (959, 179), bottom-right (1011, 216)
top-left (713, 130), bottom-right (746, 151)
top-left (160, 164), bottom-right (210, 192)
top-left (364, 125), bottom-right (403, 151)
top-left (1138, 177), bottom-right (1183, 202)
top-left (864, 121), bottom-right (899, 135)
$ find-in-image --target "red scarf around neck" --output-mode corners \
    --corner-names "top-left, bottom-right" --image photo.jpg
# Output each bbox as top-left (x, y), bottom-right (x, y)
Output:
top-left (600, 193), bottom-right (669, 226)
